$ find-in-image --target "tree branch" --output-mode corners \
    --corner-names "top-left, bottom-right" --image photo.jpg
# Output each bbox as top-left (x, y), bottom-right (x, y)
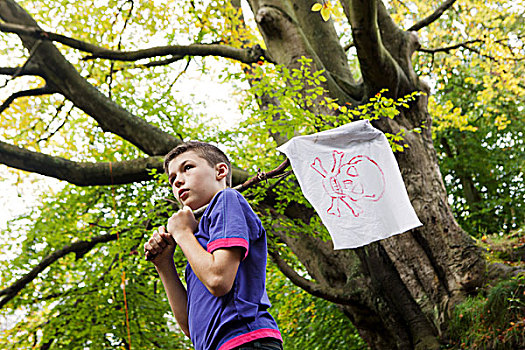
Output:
top-left (0, 21), bottom-right (267, 64)
top-left (253, 3), bottom-right (360, 104)
top-left (344, 0), bottom-right (407, 96)
top-left (0, 233), bottom-right (118, 309)
top-left (408, 0), bottom-right (456, 32)
top-left (419, 39), bottom-right (483, 54)
top-left (0, 65), bottom-right (43, 78)
top-left (419, 37), bottom-right (525, 62)
top-left (0, 140), bottom-right (164, 186)
top-left (0, 0), bottom-right (181, 156)
top-left (0, 140), bottom-right (250, 186)
top-left (235, 159), bottom-right (290, 192)
top-left (0, 86), bottom-right (56, 114)
top-left (277, 0), bottom-right (361, 100)
top-left (131, 55), bottom-right (185, 68)
top-left (0, 41), bottom-right (45, 87)
top-left (36, 100), bottom-right (70, 143)
top-left (268, 248), bottom-right (356, 306)
top-left (83, 43), bottom-right (267, 64)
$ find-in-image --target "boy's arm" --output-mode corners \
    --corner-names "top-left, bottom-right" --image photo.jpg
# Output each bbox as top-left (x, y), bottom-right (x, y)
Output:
top-left (144, 227), bottom-right (190, 337)
top-left (155, 260), bottom-right (190, 337)
top-left (168, 207), bottom-right (244, 297)
top-left (178, 234), bottom-right (243, 297)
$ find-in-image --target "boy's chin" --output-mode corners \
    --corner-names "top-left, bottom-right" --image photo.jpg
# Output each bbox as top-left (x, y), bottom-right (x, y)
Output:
top-left (181, 201), bottom-right (198, 210)
top-left (178, 197), bottom-right (194, 209)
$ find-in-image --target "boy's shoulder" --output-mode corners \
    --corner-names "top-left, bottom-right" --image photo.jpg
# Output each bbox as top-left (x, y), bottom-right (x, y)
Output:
top-left (205, 187), bottom-right (256, 218)
top-left (208, 187), bottom-right (245, 207)
top-left (201, 188), bottom-right (265, 248)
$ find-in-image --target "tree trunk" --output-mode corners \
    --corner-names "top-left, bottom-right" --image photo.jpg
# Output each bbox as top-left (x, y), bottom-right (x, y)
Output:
top-left (248, 1), bottom-right (486, 349)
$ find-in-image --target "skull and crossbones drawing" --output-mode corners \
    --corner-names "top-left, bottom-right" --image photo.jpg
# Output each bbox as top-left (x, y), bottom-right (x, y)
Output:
top-left (311, 150), bottom-right (385, 217)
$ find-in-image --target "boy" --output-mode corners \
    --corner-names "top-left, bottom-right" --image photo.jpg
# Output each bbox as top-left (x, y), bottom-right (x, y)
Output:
top-left (144, 141), bottom-right (283, 350)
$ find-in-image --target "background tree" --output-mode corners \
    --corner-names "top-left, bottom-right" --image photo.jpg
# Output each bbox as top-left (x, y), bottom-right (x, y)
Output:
top-left (431, 62), bottom-right (524, 237)
top-left (0, 0), bottom-right (523, 349)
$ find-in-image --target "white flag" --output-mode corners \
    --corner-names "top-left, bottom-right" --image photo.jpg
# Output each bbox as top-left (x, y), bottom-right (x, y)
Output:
top-left (277, 120), bottom-right (422, 249)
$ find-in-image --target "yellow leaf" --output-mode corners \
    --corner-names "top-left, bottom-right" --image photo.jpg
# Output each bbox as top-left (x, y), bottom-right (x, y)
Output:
top-left (321, 7), bottom-right (331, 21)
top-left (311, 3), bottom-right (323, 12)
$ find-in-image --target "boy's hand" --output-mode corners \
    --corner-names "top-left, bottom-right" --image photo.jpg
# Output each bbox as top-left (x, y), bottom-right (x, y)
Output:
top-left (167, 206), bottom-right (198, 242)
top-left (144, 226), bottom-right (176, 266)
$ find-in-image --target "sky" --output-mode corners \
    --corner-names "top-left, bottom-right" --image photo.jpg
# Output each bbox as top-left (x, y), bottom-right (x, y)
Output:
top-left (0, 169), bottom-right (29, 231)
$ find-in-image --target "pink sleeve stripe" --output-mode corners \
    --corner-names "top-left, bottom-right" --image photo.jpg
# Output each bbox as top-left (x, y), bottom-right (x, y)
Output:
top-left (218, 328), bottom-right (282, 350)
top-left (207, 238), bottom-right (249, 259)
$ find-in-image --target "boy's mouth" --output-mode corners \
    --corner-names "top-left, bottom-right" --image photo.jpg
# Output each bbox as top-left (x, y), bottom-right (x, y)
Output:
top-left (178, 189), bottom-right (189, 200)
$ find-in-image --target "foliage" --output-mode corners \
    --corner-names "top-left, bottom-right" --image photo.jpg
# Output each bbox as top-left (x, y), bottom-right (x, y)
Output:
top-left (0, 176), bottom-right (195, 349)
top-left (266, 262), bottom-right (368, 350)
top-left (447, 226), bottom-right (525, 349)
top-left (230, 57), bottom-right (423, 172)
top-left (447, 275), bottom-right (525, 349)
top-left (404, 0), bottom-right (525, 236)
top-left (311, 1), bottom-right (336, 22)
top-left (432, 62), bottom-right (524, 237)
top-left (0, 0), bottom-right (231, 160)
top-left (478, 227), bottom-right (525, 267)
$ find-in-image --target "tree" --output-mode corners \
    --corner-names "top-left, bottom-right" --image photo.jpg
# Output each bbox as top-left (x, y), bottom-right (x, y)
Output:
top-left (0, 0), bottom-right (523, 349)
top-left (432, 59), bottom-right (524, 237)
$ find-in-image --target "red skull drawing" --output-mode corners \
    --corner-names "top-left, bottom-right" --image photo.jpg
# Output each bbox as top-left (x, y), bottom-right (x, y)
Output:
top-left (311, 150), bottom-right (385, 217)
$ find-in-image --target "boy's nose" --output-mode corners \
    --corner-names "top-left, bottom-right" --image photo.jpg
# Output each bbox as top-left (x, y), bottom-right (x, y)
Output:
top-left (174, 176), bottom-right (184, 187)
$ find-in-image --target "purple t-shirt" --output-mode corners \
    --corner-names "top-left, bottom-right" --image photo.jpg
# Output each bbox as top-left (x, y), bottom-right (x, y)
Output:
top-left (185, 188), bottom-right (282, 350)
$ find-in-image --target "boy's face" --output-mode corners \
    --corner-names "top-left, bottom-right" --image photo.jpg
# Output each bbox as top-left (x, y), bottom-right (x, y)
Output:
top-left (167, 150), bottom-right (228, 210)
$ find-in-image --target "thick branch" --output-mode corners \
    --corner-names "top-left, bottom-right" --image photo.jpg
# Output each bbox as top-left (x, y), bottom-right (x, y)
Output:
top-left (252, 3), bottom-right (361, 104)
top-left (0, 65), bottom-right (43, 77)
top-left (134, 55), bottom-right (185, 68)
top-left (0, 140), bottom-right (250, 186)
top-left (0, 140), bottom-right (163, 186)
top-left (408, 0), bottom-right (456, 32)
top-left (345, 0), bottom-right (406, 96)
top-left (84, 44), bottom-right (267, 64)
top-left (268, 248), bottom-right (355, 306)
top-left (280, 0), bottom-right (361, 97)
top-left (0, 86), bottom-right (56, 114)
top-left (0, 233), bottom-right (117, 309)
top-left (0, 21), bottom-right (267, 64)
top-left (0, 21), bottom-right (120, 55)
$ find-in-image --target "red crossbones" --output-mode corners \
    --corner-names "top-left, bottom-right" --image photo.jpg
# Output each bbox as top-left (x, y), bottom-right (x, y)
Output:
top-left (311, 150), bottom-right (385, 217)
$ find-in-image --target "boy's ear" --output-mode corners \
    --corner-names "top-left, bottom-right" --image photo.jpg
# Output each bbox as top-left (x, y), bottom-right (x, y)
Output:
top-left (215, 163), bottom-right (229, 181)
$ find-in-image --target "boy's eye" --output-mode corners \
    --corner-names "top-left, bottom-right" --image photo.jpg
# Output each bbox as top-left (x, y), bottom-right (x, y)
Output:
top-left (184, 164), bottom-right (193, 171)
